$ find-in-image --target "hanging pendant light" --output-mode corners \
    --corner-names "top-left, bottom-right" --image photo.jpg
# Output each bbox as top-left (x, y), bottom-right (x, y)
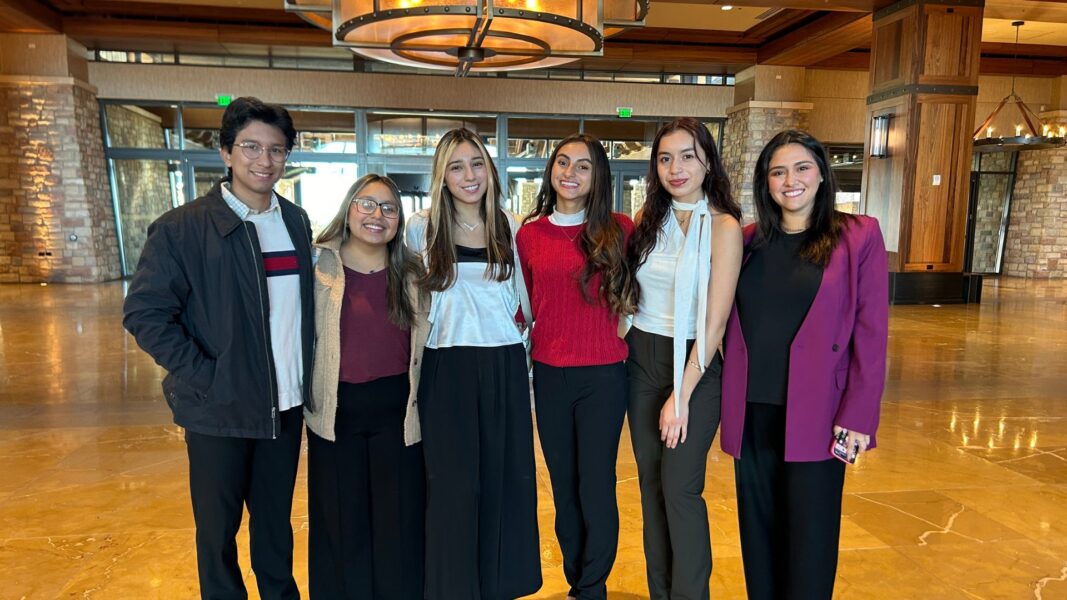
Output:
top-left (285, 0), bottom-right (647, 75)
top-left (972, 21), bottom-right (1066, 153)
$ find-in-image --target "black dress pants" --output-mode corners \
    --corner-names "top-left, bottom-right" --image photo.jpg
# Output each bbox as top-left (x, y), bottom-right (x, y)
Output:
top-left (734, 403), bottom-right (846, 600)
top-left (418, 344), bottom-right (542, 600)
top-left (185, 407), bottom-right (303, 600)
top-left (533, 361), bottom-right (628, 600)
top-left (307, 374), bottom-right (425, 600)
top-left (626, 327), bottom-right (722, 600)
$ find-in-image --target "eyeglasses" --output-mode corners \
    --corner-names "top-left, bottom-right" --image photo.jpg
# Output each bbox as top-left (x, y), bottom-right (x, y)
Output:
top-left (235, 141), bottom-right (290, 163)
top-left (353, 197), bottom-right (400, 219)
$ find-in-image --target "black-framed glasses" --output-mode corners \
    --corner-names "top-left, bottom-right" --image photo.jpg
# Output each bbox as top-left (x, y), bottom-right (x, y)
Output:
top-left (353, 197), bottom-right (400, 219)
top-left (235, 141), bottom-right (290, 162)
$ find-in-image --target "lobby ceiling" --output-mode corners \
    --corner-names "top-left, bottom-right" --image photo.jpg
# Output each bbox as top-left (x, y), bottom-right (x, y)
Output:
top-left (1, 0), bottom-right (1065, 75)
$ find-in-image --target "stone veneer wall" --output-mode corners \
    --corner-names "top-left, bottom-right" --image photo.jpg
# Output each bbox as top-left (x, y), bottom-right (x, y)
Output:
top-left (970, 151), bottom-right (1015, 273)
top-left (105, 105), bottom-right (172, 272)
top-left (0, 80), bottom-right (120, 283)
top-left (1002, 147), bottom-right (1067, 278)
top-left (721, 105), bottom-right (810, 223)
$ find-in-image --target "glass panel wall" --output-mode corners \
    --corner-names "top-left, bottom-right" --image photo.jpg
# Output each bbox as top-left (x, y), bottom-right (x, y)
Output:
top-left (183, 107), bottom-right (225, 150)
top-left (105, 104), bottom-right (180, 149)
top-left (367, 113), bottom-right (497, 156)
top-left (969, 151), bottom-right (1017, 274)
top-left (291, 110), bottom-right (357, 153)
top-left (827, 145), bottom-right (863, 214)
top-left (112, 159), bottom-right (182, 273)
top-left (621, 174), bottom-right (648, 217)
top-left (583, 119), bottom-right (661, 160)
top-left (508, 118), bottom-right (580, 158)
top-left (277, 161), bottom-right (360, 235)
top-left (506, 167), bottom-right (545, 215)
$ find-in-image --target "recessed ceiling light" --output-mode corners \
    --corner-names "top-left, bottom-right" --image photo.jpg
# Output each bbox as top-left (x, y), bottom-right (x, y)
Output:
top-left (721, 4), bottom-right (734, 9)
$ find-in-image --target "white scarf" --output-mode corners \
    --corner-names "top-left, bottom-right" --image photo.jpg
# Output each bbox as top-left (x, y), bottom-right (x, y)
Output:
top-left (670, 198), bottom-right (711, 417)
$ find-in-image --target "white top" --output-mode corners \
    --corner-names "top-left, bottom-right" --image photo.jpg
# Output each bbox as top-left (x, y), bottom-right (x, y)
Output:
top-left (633, 198), bottom-right (713, 416)
top-left (222, 182), bottom-right (303, 411)
top-left (405, 210), bottom-right (531, 350)
top-left (633, 211), bottom-right (701, 338)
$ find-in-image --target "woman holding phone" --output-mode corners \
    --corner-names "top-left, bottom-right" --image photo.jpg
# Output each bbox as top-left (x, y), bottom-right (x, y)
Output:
top-left (720, 129), bottom-right (889, 599)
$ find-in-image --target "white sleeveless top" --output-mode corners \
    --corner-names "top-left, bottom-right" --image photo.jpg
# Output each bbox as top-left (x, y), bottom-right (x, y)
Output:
top-left (405, 211), bottom-right (529, 350)
top-left (633, 199), bottom-right (713, 417)
top-left (633, 211), bottom-right (703, 338)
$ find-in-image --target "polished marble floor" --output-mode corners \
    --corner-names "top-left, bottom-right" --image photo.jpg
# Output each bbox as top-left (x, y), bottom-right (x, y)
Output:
top-left (1, 277), bottom-right (1065, 599)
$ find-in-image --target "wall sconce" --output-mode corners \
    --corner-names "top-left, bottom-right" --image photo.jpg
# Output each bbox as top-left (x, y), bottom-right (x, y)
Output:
top-left (870, 114), bottom-right (892, 158)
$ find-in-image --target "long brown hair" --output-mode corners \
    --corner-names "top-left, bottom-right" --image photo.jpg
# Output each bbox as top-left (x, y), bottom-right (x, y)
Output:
top-left (419, 128), bottom-right (514, 291)
top-left (523, 133), bottom-right (632, 315)
top-left (626, 117), bottom-right (740, 306)
top-left (752, 129), bottom-right (854, 266)
top-left (316, 174), bottom-right (423, 328)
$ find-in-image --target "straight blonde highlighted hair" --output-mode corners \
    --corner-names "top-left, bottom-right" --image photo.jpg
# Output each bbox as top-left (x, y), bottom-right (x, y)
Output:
top-left (419, 128), bottom-right (514, 292)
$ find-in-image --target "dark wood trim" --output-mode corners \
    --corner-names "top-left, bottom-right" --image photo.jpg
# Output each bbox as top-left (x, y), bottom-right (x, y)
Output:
top-left (0, 0), bottom-right (61, 33)
top-left (757, 12), bottom-right (872, 66)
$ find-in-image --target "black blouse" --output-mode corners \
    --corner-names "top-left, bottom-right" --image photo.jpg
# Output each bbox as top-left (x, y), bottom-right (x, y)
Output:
top-left (735, 232), bottom-right (824, 405)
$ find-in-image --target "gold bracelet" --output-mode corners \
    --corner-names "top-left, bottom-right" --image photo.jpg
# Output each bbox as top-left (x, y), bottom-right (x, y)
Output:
top-left (687, 359), bottom-right (703, 371)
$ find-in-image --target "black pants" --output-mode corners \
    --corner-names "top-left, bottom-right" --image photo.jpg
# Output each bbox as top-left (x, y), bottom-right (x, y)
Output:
top-left (734, 403), bottom-right (846, 600)
top-left (533, 361), bottom-right (628, 600)
top-left (307, 374), bottom-right (425, 599)
top-left (626, 327), bottom-right (722, 600)
top-left (185, 407), bottom-right (303, 600)
top-left (418, 344), bottom-right (542, 600)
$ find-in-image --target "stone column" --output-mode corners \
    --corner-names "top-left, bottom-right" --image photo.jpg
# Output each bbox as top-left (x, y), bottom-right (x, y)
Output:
top-left (720, 65), bottom-right (812, 222)
top-left (1002, 147), bottom-right (1067, 278)
top-left (0, 33), bottom-right (120, 283)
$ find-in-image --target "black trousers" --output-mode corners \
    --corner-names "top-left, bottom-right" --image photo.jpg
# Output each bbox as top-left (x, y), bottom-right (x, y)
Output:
top-left (418, 344), bottom-right (542, 600)
top-left (185, 406), bottom-right (303, 600)
top-left (533, 361), bottom-right (628, 600)
top-left (734, 403), bottom-right (846, 600)
top-left (626, 327), bottom-right (722, 600)
top-left (307, 374), bottom-right (425, 600)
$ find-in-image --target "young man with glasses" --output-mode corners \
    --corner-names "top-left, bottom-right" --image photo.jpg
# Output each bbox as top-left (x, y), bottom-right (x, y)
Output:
top-left (124, 97), bottom-right (313, 600)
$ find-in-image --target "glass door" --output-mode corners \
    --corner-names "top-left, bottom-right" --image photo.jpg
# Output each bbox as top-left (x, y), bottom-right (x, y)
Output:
top-left (614, 167), bottom-right (648, 217)
top-left (367, 157), bottom-right (433, 216)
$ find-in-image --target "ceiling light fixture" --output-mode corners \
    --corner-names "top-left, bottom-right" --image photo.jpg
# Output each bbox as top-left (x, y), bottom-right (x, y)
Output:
top-left (972, 21), bottom-right (1065, 153)
top-left (285, 0), bottom-right (648, 76)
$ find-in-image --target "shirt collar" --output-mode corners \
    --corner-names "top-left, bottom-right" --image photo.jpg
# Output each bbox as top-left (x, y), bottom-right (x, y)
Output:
top-left (221, 181), bottom-right (280, 220)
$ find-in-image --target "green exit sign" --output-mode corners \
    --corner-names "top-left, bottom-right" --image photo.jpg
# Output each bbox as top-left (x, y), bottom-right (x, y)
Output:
top-left (617, 107), bottom-right (633, 118)
top-left (216, 95), bottom-right (233, 107)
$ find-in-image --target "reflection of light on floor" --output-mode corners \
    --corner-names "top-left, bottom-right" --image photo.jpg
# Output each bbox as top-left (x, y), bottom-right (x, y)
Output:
top-left (1030, 431), bottom-right (1039, 449)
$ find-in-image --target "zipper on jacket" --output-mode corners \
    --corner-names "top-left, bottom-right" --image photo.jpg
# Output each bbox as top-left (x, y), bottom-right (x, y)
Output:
top-left (244, 222), bottom-right (279, 439)
top-left (299, 212), bottom-right (314, 412)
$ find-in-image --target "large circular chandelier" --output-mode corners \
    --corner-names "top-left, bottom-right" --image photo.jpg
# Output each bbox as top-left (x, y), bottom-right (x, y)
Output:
top-left (285, 0), bottom-right (648, 75)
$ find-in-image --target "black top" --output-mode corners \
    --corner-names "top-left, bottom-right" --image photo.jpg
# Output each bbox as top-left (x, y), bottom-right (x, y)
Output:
top-left (735, 232), bottom-right (823, 405)
top-left (456, 244), bottom-right (489, 263)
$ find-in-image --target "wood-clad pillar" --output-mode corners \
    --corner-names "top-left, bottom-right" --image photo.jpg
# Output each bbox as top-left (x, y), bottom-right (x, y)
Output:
top-left (861, 0), bottom-right (983, 303)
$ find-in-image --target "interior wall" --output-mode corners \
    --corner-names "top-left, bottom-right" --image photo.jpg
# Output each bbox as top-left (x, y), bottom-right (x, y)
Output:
top-left (87, 63), bottom-right (734, 119)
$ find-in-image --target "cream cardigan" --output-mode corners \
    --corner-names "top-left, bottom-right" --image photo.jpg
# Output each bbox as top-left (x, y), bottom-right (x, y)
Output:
top-left (304, 236), bottom-right (429, 445)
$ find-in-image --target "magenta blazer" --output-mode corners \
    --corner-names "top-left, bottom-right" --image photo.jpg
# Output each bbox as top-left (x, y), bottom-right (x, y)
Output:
top-left (720, 215), bottom-right (889, 462)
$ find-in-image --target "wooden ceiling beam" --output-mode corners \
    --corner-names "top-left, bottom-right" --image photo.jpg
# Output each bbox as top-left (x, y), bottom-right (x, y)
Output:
top-left (63, 17), bottom-right (331, 47)
top-left (0, 0), bottom-right (61, 33)
top-left (757, 11), bottom-right (872, 66)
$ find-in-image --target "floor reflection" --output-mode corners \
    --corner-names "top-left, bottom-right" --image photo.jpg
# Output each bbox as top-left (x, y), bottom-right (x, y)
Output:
top-left (1, 278), bottom-right (1065, 598)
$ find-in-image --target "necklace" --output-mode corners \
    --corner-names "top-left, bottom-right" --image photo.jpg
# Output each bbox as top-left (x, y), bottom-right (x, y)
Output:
top-left (559, 225), bottom-right (582, 244)
top-left (457, 219), bottom-right (481, 232)
top-left (782, 224), bottom-right (808, 234)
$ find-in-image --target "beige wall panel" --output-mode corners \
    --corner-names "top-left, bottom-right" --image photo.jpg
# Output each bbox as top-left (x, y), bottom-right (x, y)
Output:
top-left (88, 63), bottom-right (734, 118)
top-left (754, 66), bottom-right (806, 102)
top-left (975, 75), bottom-right (1055, 136)
top-left (0, 33), bottom-right (70, 77)
top-left (805, 69), bottom-right (868, 143)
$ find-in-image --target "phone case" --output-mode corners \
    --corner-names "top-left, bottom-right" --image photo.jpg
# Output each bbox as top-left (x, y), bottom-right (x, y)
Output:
top-left (831, 429), bottom-right (858, 464)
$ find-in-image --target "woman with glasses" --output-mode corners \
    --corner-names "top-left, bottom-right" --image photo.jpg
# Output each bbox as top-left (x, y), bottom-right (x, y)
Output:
top-left (305, 174), bottom-right (427, 599)
top-left (516, 133), bottom-right (633, 600)
top-left (406, 128), bottom-right (541, 600)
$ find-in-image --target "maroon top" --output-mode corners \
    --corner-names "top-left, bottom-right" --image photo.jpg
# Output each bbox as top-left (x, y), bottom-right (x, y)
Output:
top-left (339, 267), bottom-right (410, 384)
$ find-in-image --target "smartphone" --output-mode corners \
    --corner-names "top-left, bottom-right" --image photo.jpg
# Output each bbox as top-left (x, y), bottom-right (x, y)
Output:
top-left (831, 429), bottom-right (860, 464)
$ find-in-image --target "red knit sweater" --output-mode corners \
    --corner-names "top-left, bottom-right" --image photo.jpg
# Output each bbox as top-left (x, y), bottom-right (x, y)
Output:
top-left (516, 213), bottom-right (633, 367)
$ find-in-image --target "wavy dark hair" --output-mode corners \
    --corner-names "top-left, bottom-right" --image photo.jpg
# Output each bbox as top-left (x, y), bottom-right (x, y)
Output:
top-left (219, 97), bottom-right (296, 182)
top-left (752, 129), bottom-right (855, 266)
top-left (523, 133), bottom-right (632, 315)
top-left (625, 117), bottom-right (740, 307)
top-left (419, 128), bottom-right (514, 292)
top-left (315, 174), bottom-right (423, 328)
